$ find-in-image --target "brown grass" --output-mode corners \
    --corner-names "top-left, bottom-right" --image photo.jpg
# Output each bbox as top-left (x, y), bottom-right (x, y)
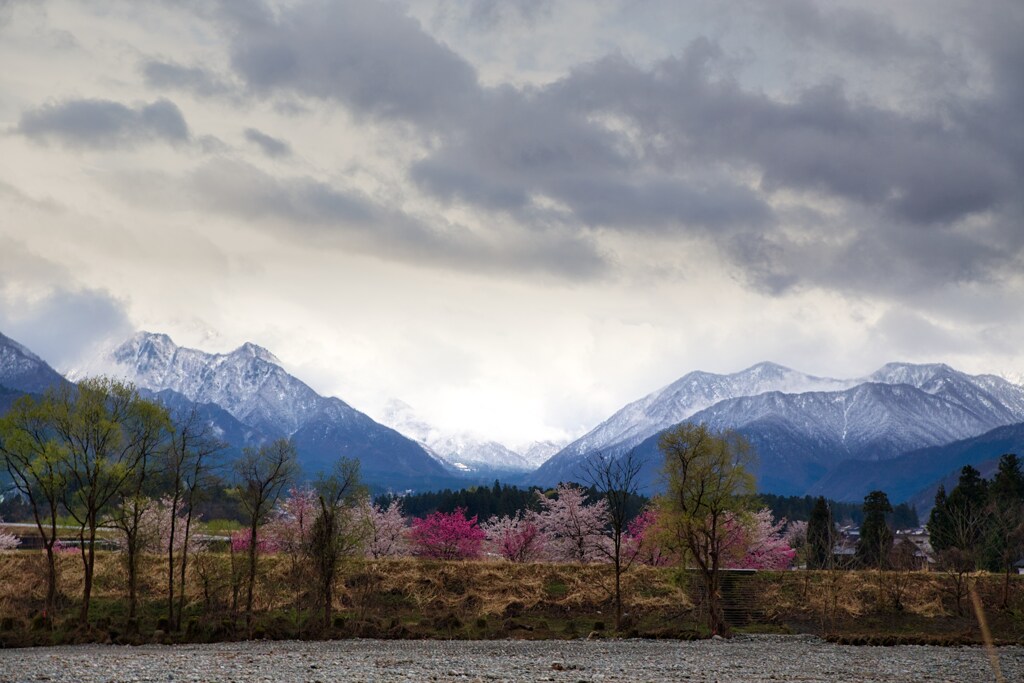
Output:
top-left (0, 550), bottom-right (1022, 646)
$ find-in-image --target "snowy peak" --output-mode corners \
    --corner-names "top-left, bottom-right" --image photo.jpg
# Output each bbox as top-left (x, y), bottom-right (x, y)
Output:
top-left (868, 362), bottom-right (957, 387)
top-left (81, 331), bottom-right (446, 483)
top-left (0, 331), bottom-right (69, 394)
top-left (549, 361), bottom-right (853, 465)
top-left (233, 342), bottom-right (281, 365)
top-left (379, 398), bottom-right (536, 472)
top-left (98, 332), bottom-right (325, 436)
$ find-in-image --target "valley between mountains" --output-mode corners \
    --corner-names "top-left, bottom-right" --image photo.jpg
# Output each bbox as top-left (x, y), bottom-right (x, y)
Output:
top-left (4, 329), bottom-right (1024, 506)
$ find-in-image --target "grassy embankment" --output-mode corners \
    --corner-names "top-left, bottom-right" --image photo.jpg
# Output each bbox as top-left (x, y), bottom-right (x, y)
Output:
top-left (0, 551), bottom-right (1022, 647)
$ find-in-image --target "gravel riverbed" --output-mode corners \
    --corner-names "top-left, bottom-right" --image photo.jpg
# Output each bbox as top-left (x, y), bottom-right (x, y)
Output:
top-left (1, 635), bottom-right (1020, 683)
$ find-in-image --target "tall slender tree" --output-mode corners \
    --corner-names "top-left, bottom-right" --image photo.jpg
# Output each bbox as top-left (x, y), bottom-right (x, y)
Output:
top-left (234, 439), bottom-right (298, 633)
top-left (582, 449), bottom-right (645, 632)
top-left (0, 394), bottom-right (69, 624)
top-left (856, 490), bottom-right (893, 569)
top-left (162, 406), bottom-right (224, 630)
top-left (307, 457), bottom-right (365, 628)
top-left (657, 423), bottom-right (756, 637)
top-left (984, 454), bottom-right (1024, 607)
top-left (806, 496), bottom-right (834, 569)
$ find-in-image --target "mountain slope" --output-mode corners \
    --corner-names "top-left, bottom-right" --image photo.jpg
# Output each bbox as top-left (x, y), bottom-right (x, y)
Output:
top-left (811, 421), bottom-right (1024, 504)
top-left (89, 332), bottom-right (448, 484)
top-left (534, 362), bottom-right (852, 483)
top-left (0, 331), bottom-right (70, 394)
top-left (533, 361), bottom-right (1024, 497)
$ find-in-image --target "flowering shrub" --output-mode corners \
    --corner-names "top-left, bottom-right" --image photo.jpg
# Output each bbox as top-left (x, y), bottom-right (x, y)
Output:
top-left (536, 484), bottom-right (610, 563)
top-left (481, 512), bottom-right (546, 562)
top-left (622, 508), bottom-right (671, 567)
top-left (0, 518), bottom-right (20, 551)
top-left (262, 487), bottom-right (319, 554)
top-left (408, 507), bottom-right (485, 560)
top-left (360, 499), bottom-right (407, 558)
top-left (721, 508), bottom-right (796, 570)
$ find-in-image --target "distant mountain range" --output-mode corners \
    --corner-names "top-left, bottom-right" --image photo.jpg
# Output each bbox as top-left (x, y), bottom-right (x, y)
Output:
top-left (531, 361), bottom-right (1024, 500)
top-left (379, 399), bottom-right (563, 474)
top-left (69, 332), bottom-right (453, 488)
top-left (3, 328), bottom-right (1024, 503)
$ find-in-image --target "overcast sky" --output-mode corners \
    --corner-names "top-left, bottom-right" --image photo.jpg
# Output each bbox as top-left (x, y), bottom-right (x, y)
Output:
top-left (1, 0), bottom-right (1022, 446)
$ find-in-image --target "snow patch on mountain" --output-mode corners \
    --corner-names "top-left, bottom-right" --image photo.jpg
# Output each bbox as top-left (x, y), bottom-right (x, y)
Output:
top-left (380, 398), bottom-right (540, 472)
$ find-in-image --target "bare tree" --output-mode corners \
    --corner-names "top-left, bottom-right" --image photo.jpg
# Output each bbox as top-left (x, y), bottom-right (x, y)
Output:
top-left (234, 439), bottom-right (298, 633)
top-left (163, 406), bottom-right (225, 630)
top-left (307, 457), bottom-right (366, 628)
top-left (582, 449), bottom-right (645, 632)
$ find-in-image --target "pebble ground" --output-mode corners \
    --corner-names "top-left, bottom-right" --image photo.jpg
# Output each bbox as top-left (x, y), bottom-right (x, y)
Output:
top-left (1, 635), bottom-right (1021, 682)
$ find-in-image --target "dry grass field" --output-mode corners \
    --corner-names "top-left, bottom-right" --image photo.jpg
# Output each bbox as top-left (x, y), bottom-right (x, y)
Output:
top-left (0, 551), bottom-right (1022, 647)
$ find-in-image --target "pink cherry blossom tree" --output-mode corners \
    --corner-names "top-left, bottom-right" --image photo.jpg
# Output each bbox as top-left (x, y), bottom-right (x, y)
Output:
top-left (408, 507), bottom-right (485, 560)
top-left (263, 486), bottom-right (319, 554)
top-left (721, 508), bottom-right (796, 570)
top-left (481, 511), bottom-right (547, 562)
top-left (536, 484), bottom-right (610, 563)
top-left (360, 499), bottom-right (408, 558)
top-left (622, 508), bottom-right (671, 567)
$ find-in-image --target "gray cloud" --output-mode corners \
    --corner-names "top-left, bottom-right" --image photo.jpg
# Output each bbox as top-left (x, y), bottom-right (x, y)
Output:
top-left (182, 159), bottom-right (607, 280)
top-left (244, 127), bottom-right (291, 158)
top-left (228, 0), bottom-right (478, 127)
top-left (142, 60), bottom-right (233, 98)
top-left (168, 0), bottom-right (1024, 302)
top-left (17, 98), bottom-right (190, 148)
top-left (0, 288), bottom-right (133, 371)
top-left (0, 240), bottom-right (133, 370)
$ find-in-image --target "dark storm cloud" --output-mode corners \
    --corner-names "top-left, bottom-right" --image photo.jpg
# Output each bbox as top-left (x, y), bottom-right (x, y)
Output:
top-left (184, 159), bottom-right (607, 280)
top-left (243, 127), bottom-right (291, 158)
top-left (142, 60), bottom-right (233, 98)
top-left (210, 0), bottom-right (1024, 297)
top-left (228, 0), bottom-right (478, 127)
top-left (17, 98), bottom-right (189, 148)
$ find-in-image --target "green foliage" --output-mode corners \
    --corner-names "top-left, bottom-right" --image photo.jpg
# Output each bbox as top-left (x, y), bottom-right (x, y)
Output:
top-left (856, 490), bottom-right (893, 569)
top-left (377, 481), bottom-right (547, 520)
top-left (806, 496), bottom-right (833, 570)
top-left (657, 423), bottom-right (756, 636)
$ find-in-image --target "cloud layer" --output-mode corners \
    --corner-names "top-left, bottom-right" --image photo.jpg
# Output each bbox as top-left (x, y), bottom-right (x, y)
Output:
top-left (0, 0), bottom-right (1022, 442)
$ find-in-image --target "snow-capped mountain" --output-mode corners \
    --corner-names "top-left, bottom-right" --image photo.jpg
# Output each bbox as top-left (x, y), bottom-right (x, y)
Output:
top-left (518, 440), bottom-right (567, 468)
top-left (532, 361), bottom-right (1024, 498)
top-left (83, 332), bottom-right (448, 484)
top-left (534, 362), bottom-right (853, 479)
top-left (0, 331), bottom-right (69, 394)
top-left (380, 399), bottom-right (534, 473)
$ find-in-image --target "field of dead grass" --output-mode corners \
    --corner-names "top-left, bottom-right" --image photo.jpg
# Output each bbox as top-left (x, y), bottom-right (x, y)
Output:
top-left (1, 551), bottom-right (1022, 647)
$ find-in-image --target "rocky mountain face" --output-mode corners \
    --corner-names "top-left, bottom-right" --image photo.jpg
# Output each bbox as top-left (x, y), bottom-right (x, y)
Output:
top-left (85, 332), bottom-right (449, 485)
top-left (0, 331), bottom-right (69, 394)
top-left (532, 362), bottom-right (1024, 498)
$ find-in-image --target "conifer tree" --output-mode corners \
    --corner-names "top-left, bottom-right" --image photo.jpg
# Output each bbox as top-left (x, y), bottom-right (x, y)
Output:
top-left (806, 496), bottom-right (833, 569)
top-left (856, 490), bottom-right (893, 569)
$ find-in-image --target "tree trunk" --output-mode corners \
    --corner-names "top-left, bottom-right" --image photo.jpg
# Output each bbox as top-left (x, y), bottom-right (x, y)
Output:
top-left (246, 521), bottom-right (258, 634)
top-left (127, 531), bottom-right (138, 619)
top-left (176, 505), bottom-right (194, 631)
top-left (80, 527), bottom-right (97, 624)
top-left (167, 490), bottom-right (179, 629)
top-left (44, 543), bottom-right (57, 627)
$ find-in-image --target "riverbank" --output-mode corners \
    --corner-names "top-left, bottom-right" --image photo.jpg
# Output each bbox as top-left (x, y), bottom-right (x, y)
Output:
top-left (1, 553), bottom-right (1022, 647)
top-left (1, 635), bottom-right (1021, 683)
